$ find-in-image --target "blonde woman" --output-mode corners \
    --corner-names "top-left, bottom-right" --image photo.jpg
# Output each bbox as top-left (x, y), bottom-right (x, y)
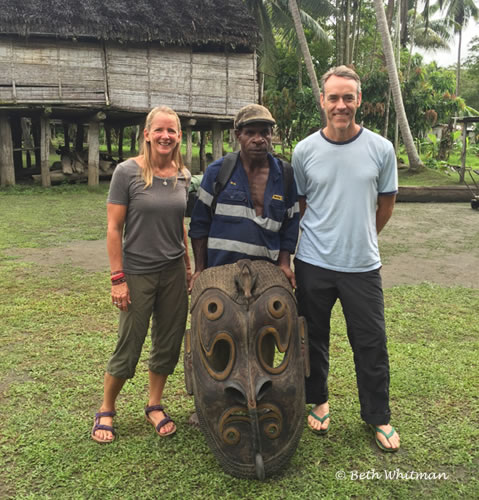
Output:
top-left (92, 106), bottom-right (191, 443)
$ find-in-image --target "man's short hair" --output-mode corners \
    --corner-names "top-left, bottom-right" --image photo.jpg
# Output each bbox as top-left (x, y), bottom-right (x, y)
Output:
top-left (321, 66), bottom-right (361, 95)
top-left (234, 104), bottom-right (276, 130)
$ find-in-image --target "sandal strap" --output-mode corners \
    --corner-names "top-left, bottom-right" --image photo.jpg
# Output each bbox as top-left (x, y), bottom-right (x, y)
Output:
top-left (93, 423), bottom-right (116, 435)
top-left (373, 425), bottom-right (396, 440)
top-left (145, 404), bottom-right (164, 417)
top-left (156, 415), bottom-right (172, 432)
top-left (95, 410), bottom-right (116, 419)
top-left (309, 409), bottom-right (330, 423)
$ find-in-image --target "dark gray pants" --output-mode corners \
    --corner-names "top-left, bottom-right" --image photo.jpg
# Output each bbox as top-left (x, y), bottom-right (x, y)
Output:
top-left (295, 258), bottom-right (391, 425)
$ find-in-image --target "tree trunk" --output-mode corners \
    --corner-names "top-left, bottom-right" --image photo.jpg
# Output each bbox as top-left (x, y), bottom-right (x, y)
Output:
top-left (258, 72), bottom-right (265, 105)
top-left (369, 29), bottom-right (378, 71)
top-left (288, 0), bottom-right (322, 113)
top-left (373, 0), bottom-right (423, 171)
top-left (405, 0), bottom-right (418, 81)
top-left (459, 121), bottom-right (467, 183)
top-left (383, 87), bottom-right (391, 138)
top-left (297, 50), bottom-right (303, 90)
top-left (344, 0), bottom-right (351, 64)
top-left (394, 0), bottom-right (401, 153)
top-left (336, 0), bottom-right (344, 65)
top-left (456, 29), bottom-right (462, 96)
top-left (386, 0), bottom-right (395, 30)
top-left (351, 0), bottom-right (363, 65)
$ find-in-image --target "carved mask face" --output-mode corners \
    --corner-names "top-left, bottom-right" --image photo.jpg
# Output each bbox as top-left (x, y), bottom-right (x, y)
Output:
top-left (185, 260), bottom-right (309, 479)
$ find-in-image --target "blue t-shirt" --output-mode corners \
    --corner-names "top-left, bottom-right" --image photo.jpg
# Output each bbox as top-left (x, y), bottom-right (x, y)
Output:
top-left (189, 153), bottom-right (299, 268)
top-left (292, 128), bottom-right (398, 272)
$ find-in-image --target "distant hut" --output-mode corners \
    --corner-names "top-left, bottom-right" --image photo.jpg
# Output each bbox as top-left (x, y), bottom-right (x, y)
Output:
top-left (0, 0), bottom-right (260, 186)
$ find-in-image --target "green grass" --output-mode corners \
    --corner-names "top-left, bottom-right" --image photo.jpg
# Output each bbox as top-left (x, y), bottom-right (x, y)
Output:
top-left (398, 147), bottom-right (479, 187)
top-left (1, 187), bottom-right (477, 499)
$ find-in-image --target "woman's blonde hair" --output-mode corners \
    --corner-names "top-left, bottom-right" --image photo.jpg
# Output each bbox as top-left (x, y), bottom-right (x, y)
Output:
top-left (140, 106), bottom-right (186, 188)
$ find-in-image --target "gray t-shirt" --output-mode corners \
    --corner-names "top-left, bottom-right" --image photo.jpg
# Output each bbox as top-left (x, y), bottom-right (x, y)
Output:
top-left (107, 158), bottom-right (191, 273)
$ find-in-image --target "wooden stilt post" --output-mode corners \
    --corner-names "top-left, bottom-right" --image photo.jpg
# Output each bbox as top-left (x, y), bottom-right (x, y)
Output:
top-left (231, 129), bottom-right (239, 151)
top-left (40, 115), bottom-right (51, 187)
top-left (118, 127), bottom-right (124, 161)
top-left (130, 127), bottom-right (136, 153)
top-left (183, 119), bottom-right (196, 169)
top-left (212, 122), bottom-right (223, 160)
top-left (22, 118), bottom-right (34, 169)
top-left (11, 116), bottom-right (23, 172)
top-left (199, 131), bottom-right (206, 173)
top-left (32, 118), bottom-right (41, 168)
top-left (186, 126), bottom-right (193, 168)
top-left (105, 124), bottom-right (112, 155)
top-left (88, 120), bottom-right (100, 186)
top-left (76, 123), bottom-right (84, 152)
top-left (0, 112), bottom-right (15, 186)
top-left (63, 121), bottom-right (70, 151)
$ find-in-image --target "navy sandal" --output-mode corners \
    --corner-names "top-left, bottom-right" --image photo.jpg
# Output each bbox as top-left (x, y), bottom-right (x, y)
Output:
top-left (91, 410), bottom-right (117, 443)
top-left (145, 404), bottom-right (176, 437)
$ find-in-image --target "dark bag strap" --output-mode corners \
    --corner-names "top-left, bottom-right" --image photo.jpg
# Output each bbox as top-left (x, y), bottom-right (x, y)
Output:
top-left (211, 151), bottom-right (240, 215)
top-left (279, 159), bottom-right (293, 205)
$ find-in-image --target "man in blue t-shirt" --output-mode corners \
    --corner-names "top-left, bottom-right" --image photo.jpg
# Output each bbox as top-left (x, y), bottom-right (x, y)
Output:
top-left (292, 66), bottom-right (400, 452)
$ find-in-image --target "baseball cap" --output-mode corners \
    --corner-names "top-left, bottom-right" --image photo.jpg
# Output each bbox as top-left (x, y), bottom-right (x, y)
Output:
top-left (234, 104), bottom-right (276, 129)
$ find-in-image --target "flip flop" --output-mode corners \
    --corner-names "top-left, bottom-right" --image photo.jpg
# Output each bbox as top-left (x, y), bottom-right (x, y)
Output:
top-left (308, 408), bottom-right (330, 435)
top-left (145, 404), bottom-right (176, 437)
top-left (370, 424), bottom-right (399, 452)
top-left (91, 410), bottom-right (116, 444)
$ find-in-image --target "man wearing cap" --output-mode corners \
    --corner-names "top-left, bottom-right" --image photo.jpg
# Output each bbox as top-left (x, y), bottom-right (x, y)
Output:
top-left (188, 104), bottom-right (299, 290)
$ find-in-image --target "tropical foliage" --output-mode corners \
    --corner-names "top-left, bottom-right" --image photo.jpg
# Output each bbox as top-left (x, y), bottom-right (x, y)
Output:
top-left (251, 0), bottom-right (478, 168)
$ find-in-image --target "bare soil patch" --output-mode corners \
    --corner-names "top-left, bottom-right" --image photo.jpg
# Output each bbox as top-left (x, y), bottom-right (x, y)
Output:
top-left (6, 203), bottom-right (479, 288)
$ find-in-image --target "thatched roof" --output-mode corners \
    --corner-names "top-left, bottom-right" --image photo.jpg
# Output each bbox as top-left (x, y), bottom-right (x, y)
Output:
top-left (0, 0), bottom-right (260, 50)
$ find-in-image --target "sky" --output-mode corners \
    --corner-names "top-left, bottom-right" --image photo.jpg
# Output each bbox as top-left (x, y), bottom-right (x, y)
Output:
top-left (419, 20), bottom-right (478, 67)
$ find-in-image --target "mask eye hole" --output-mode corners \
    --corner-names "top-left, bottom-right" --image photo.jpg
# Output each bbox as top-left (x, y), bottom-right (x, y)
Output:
top-left (257, 327), bottom-right (289, 374)
top-left (267, 297), bottom-right (286, 318)
top-left (202, 299), bottom-right (224, 320)
top-left (209, 338), bottom-right (231, 372)
top-left (201, 333), bottom-right (235, 381)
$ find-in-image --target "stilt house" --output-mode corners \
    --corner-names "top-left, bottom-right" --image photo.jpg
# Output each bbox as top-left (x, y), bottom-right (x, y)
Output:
top-left (0, 0), bottom-right (260, 186)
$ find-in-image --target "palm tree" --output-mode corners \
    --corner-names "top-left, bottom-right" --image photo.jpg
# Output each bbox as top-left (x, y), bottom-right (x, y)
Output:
top-left (287, 0), bottom-right (322, 110)
top-left (243, 0), bottom-right (332, 82)
top-left (373, 0), bottom-right (424, 170)
top-left (406, 5), bottom-right (454, 80)
top-left (439, 0), bottom-right (479, 95)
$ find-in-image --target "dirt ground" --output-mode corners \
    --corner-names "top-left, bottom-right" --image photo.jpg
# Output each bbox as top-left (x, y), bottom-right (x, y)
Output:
top-left (8, 202), bottom-right (479, 289)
